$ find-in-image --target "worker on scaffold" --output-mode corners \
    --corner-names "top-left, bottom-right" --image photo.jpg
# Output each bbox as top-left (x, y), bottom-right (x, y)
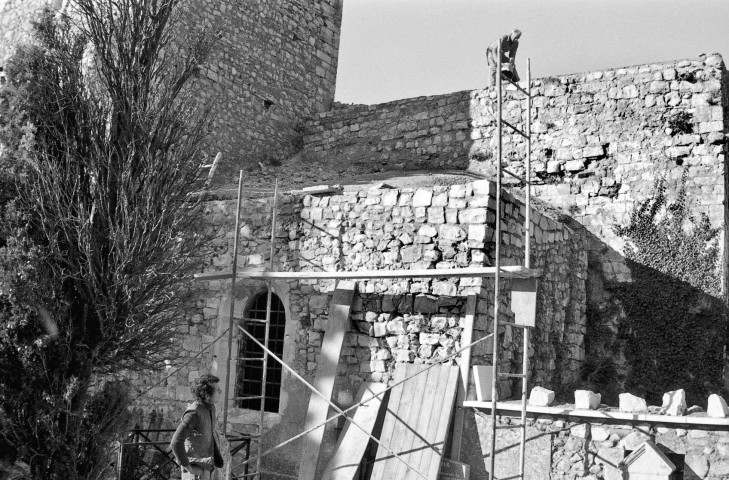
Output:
top-left (486, 29), bottom-right (522, 86)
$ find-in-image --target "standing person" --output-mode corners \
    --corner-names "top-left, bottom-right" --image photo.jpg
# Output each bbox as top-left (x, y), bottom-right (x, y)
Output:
top-left (171, 374), bottom-right (225, 480)
top-left (486, 29), bottom-right (522, 86)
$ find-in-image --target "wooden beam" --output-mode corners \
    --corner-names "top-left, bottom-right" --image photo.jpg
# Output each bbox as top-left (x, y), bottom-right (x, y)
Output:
top-left (298, 281), bottom-right (356, 480)
top-left (237, 266), bottom-right (539, 280)
top-left (321, 382), bottom-right (388, 480)
top-left (193, 272), bottom-right (234, 281)
top-left (449, 294), bottom-right (477, 461)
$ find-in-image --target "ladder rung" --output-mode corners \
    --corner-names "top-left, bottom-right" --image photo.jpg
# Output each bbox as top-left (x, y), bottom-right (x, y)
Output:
top-left (232, 395), bottom-right (264, 400)
top-left (506, 322), bottom-right (532, 329)
top-left (240, 317), bottom-right (269, 324)
top-left (499, 373), bottom-right (527, 378)
top-left (502, 168), bottom-right (528, 185)
top-left (502, 120), bottom-right (529, 139)
top-left (496, 424), bottom-right (524, 429)
top-left (501, 74), bottom-right (530, 96)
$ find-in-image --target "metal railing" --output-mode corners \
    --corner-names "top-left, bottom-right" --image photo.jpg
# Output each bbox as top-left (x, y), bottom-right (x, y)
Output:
top-left (117, 428), bottom-right (252, 480)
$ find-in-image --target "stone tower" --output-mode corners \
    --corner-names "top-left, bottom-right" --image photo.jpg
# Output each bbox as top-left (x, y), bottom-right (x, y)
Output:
top-left (0, 0), bottom-right (344, 181)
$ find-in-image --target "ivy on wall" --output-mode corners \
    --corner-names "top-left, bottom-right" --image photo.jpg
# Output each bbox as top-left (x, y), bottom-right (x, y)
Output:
top-left (606, 172), bottom-right (726, 405)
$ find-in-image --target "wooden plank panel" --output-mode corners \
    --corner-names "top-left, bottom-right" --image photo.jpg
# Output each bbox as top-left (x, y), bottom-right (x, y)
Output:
top-left (424, 366), bottom-right (460, 479)
top-left (414, 366), bottom-right (453, 479)
top-left (321, 382), bottom-right (388, 480)
top-left (371, 365), bottom-right (460, 480)
top-left (381, 364), bottom-right (420, 479)
top-left (298, 281), bottom-right (355, 480)
top-left (393, 364), bottom-right (430, 479)
top-left (403, 367), bottom-right (441, 480)
top-left (369, 367), bottom-right (407, 480)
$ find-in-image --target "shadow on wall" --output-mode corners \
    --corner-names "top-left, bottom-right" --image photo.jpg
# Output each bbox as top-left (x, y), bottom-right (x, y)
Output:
top-left (583, 252), bottom-right (727, 407)
top-left (576, 179), bottom-right (728, 406)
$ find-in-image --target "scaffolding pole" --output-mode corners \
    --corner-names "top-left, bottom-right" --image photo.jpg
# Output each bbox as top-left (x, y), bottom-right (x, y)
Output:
top-left (489, 43), bottom-right (504, 479)
top-left (489, 51), bottom-right (534, 480)
top-left (222, 171), bottom-right (245, 436)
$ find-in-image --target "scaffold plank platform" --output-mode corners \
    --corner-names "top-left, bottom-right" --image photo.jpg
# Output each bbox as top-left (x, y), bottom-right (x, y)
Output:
top-left (194, 265), bottom-right (539, 282)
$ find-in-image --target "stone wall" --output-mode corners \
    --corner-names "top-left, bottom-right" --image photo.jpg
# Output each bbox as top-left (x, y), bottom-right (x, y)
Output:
top-left (182, 0), bottom-right (343, 181)
top-left (130, 179), bottom-right (586, 478)
top-left (302, 54), bottom-right (729, 403)
top-left (0, 0), bottom-right (343, 183)
top-left (303, 91), bottom-right (472, 174)
top-left (471, 411), bottom-right (729, 480)
top-left (303, 55), bottom-right (726, 252)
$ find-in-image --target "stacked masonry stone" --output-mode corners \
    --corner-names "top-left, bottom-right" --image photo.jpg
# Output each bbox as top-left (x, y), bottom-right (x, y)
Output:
top-left (130, 180), bottom-right (586, 478)
top-left (302, 54), bottom-right (728, 399)
top-left (303, 55), bottom-right (726, 256)
top-left (303, 91), bottom-right (472, 172)
top-left (0, 0), bottom-right (343, 182)
top-left (181, 0), bottom-right (343, 181)
top-left (473, 413), bottom-right (729, 480)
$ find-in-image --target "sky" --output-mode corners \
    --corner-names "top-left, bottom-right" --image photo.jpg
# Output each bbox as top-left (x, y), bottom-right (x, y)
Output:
top-left (334, 0), bottom-right (729, 104)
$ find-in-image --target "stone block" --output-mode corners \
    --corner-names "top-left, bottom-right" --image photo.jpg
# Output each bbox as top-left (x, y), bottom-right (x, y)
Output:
top-left (309, 294), bottom-right (330, 310)
top-left (575, 390), bottom-right (601, 410)
top-left (432, 280), bottom-right (458, 296)
top-left (571, 424), bottom-right (588, 438)
top-left (619, 393), bottom-right (648, 413)
top-left (459, 208), bottom-right (488, 224)
top-left (565, 160), bottom-right (586, 172)
top-left (472, 180), bottom-right (491, 195)
top-left (417, 224), bottom-right (438, 238)
top-left (547, 160), bottom-right (562, 173)
top-left (528, 386), bottom-right (555, 406)
top-left (710, 460), bottom-right (729, 476)
top-left (372, 323), bottom-right (387, 338)
top-left (707, 394), bottom-right (729, 418)
top-left (412, 189), bottom-right (433, 207)
top-left (401, 245), bottom-right (424, 263)
top-left (684, 454), bottom-right (709, 479)
top-left (583, 146), bottom-right (604, 158)
top-left (449, 184), bottom-right (467, 198)
top-left (419, 333), bottom-right (440, 345)
top-left (592, 426), bottom-right (610, 442)
top-left (618, 430), bottom-right (651, 450)
top-left (661, 389), bottom-right (687, 416)
top-left (439, 224), bottom-right (466, 241)
top-left (414, 294), bottom-right (439, 314)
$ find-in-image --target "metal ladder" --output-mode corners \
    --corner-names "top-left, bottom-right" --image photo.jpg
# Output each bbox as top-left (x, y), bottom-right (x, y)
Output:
top-left (489, 48), bottom-right (535, 480)
top-left (221, 175), bottom-right (279, 479)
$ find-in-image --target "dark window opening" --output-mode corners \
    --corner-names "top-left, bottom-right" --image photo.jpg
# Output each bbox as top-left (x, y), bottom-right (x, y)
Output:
top-left (236, 292), bottom-right (286, 412)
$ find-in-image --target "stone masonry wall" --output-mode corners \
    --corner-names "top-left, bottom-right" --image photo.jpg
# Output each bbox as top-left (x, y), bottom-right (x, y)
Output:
top-left (0, 0), bottom-right (343, 183)
top-left (303, 55), bottom-right (726, 257)
top-left (302, 54), bottom-right (729, 402)
top-left (472, 412), bottom-right (729, 480)
top-left (129, 179), bottom-right (586, 478)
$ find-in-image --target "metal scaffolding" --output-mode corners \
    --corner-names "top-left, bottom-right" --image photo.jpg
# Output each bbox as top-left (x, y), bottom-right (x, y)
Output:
top-left (487, 47), bottom-right (535, 480)
top-left (190, 51), bottom-right (538, 480)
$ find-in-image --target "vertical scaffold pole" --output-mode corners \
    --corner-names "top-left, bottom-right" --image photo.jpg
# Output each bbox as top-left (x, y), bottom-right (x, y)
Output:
top-left (258, 178), bottom-right (279, 478)
top-left (489, 44), bottom-right (503, 480)
top-left (223, 171), bottom-right (245, 436)
top-left (518, 58), bottom-right (532, 480)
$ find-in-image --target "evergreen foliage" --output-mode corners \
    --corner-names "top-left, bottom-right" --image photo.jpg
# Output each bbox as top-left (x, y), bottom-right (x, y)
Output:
top-left (0, 2), bottom-right (215, 477)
